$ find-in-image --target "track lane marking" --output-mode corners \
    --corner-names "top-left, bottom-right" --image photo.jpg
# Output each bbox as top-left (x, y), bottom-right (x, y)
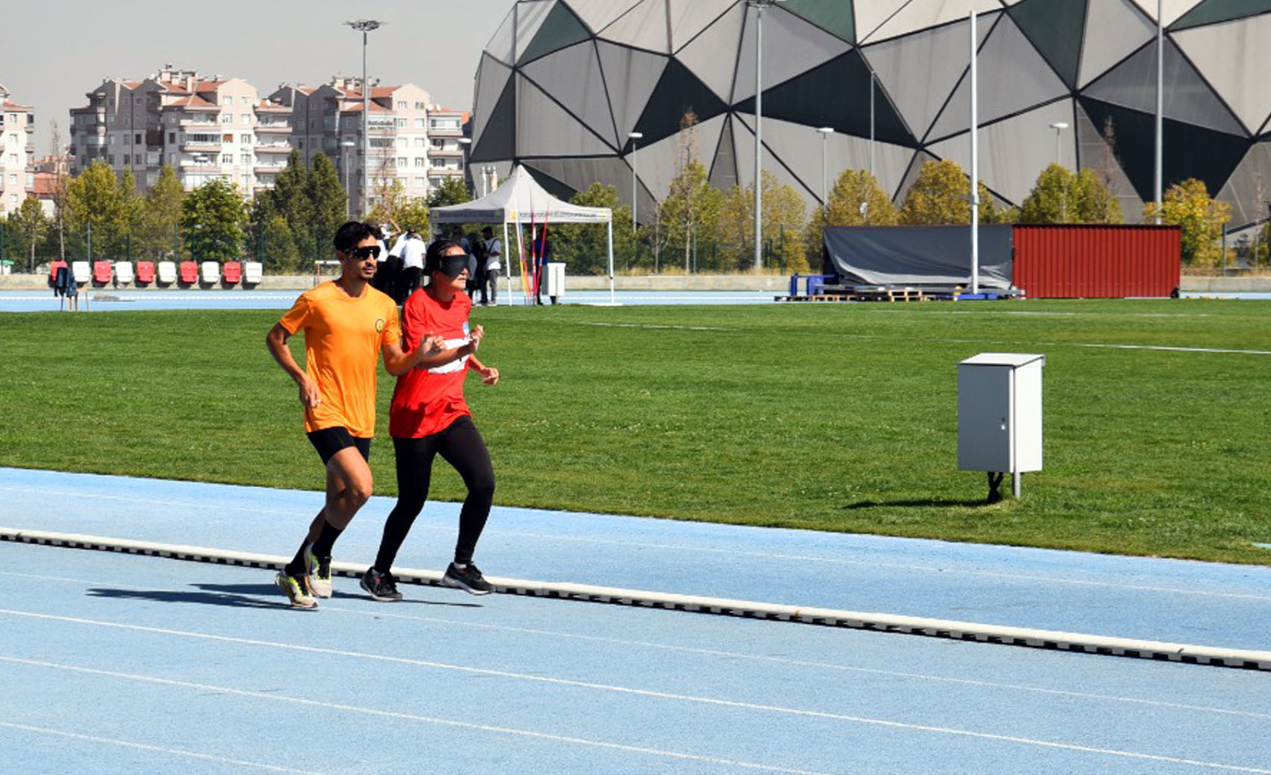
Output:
top-left (0, 721), bottom-right (339, 775)
top-left (0, 656), bottom-right (835, 775)
top-left (2, 612), bottom-right (1270, 772)
top-left (3, 568), bottom-right (1266, 721)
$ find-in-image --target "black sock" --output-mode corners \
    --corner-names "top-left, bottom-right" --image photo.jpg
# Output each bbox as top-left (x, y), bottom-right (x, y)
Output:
top-left (284, 540), bottom-right (308, 577)
top-left (310, 520), bottom-right (344, 560)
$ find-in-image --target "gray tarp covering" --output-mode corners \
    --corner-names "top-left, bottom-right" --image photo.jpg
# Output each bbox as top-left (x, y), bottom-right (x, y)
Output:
top-left (822, 226), bottom-right (1014, 289)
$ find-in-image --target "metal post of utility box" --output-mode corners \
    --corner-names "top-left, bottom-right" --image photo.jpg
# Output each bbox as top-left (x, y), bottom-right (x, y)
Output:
top-left (957, 353), bottom-right (1045, 501)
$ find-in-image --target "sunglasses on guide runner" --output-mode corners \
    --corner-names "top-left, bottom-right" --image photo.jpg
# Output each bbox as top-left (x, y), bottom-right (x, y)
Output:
top-left (346, 245), bottom-right (382, 260)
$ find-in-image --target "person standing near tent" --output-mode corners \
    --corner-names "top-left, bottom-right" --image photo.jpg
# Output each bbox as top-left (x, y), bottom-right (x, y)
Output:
top-left (532, 227), bottom-right (552, 305)
top-left (266, 220), bottom-right (446, 609)
top-left (398, 230), bottom-right (427, 304)
top-left (481, 226), bottom-right (501, 306)
top-left (361, 238), bottom-right (501, 601)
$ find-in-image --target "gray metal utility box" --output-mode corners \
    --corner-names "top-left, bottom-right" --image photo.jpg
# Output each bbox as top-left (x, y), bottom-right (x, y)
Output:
top-left (957, 353), bottom-right (1045, 496)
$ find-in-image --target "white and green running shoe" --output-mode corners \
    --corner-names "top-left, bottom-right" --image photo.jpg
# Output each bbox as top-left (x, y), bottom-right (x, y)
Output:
top-left (275, 571), bottom-right (318, 609)
top-left (303, 544), bottom-right (333, 599)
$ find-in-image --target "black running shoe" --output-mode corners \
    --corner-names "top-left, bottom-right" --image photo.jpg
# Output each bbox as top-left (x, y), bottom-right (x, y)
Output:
top-left (442, 562), bottom-right (493, 595)
top-left (360, 567), bottom-right (403, 602)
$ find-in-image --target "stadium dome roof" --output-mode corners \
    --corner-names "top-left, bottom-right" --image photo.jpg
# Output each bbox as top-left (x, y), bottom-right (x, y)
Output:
top-left (471, 0), bottom-right (1271, 226)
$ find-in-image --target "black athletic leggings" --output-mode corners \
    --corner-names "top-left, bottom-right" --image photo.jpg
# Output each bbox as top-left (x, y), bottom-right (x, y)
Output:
top-left (374, 416), bottom-right (495, 572)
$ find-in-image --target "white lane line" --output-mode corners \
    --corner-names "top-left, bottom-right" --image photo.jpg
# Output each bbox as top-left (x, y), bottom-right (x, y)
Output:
top-left (2, 654), bottom-right (1267, 774)
top-left (0, 657), bottom-right (835, 775)
top-left (2, 487), bottom-right (1263, 603)
top-left (4, 612), bottom-right (1271, 772)
top-left (1072, 342), bottom-right (1271, 355)
top-left (0, 721), bottom-right (339, 775)
top-left (1, 568), bottom-right (1265, 722)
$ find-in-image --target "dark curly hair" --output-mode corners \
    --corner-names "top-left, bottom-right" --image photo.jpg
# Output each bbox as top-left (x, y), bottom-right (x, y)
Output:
top-left (333, 221), bottom-right (380, 253)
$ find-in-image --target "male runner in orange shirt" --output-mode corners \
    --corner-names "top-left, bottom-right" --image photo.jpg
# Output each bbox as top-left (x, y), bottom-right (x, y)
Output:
top-left (266, 221), bottom-right (444, 608)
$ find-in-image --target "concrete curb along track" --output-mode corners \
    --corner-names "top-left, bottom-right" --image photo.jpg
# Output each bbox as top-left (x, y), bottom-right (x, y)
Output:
top-left (4, 526), bottom-right (1268, 671)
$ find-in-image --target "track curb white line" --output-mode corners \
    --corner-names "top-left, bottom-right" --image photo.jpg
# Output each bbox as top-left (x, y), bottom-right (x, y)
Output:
top-left (4, 526), bottom-right (1269, 671)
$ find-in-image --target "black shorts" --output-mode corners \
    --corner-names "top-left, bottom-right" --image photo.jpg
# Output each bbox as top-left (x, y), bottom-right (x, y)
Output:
top-left (307, 427), bottom-right (372, 466)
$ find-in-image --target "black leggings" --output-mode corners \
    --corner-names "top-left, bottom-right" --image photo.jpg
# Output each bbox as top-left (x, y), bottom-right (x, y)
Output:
top-left (374, 416), bottom-right (495, 572)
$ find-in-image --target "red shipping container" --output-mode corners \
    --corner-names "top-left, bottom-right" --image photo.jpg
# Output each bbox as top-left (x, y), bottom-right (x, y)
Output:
top-left (1012, 225), bottom-right (1181, 299)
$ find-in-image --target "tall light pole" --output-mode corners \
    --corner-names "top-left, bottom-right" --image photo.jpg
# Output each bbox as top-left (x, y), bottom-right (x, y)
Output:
top-left (816, 127), bottom-right (833, 204)
top-left (345, 19), bottom-right (384, 218)
top-left (1153, 0), bottom-right (1163, 224)
top-left (1049, 122), bottom-right (1069, 165)
top-left (969, 8), bottom-right (980, 295)
top-left (749, 0), bottom-right (784, 269)
top-left (340, 139), bottom-right (355, 218)
top-left (628, 131), bottom-right (642, 232)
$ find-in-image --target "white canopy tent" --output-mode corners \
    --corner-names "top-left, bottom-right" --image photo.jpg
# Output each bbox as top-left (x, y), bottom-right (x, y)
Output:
top-left (429, 165), bottom-right (614, 305)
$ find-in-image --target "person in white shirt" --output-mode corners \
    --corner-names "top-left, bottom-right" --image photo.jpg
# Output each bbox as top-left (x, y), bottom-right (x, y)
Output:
top-left (398, 231), bottom-right (427, 301)
top-left (481, 226), bottom-right (501, 306)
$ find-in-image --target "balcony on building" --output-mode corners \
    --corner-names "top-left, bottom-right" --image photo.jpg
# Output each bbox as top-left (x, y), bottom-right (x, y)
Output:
top-left (256, 117), bottom-right (290, 133)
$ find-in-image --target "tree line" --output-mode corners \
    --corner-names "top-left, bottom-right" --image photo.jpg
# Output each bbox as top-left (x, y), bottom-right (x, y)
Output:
top-left (0, 145), bottom-right (1243, 274)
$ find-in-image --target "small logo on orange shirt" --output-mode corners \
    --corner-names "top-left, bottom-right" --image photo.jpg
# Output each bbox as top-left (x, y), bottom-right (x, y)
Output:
top-left (375, 318), bottom-right (385, 333)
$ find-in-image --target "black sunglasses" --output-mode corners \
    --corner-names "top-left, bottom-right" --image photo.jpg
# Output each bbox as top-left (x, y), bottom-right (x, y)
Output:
top-left (346, 245), bottom-right (382, 260)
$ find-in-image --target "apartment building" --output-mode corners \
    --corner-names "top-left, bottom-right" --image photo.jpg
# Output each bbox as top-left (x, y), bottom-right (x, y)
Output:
top-left (272, 77), bottom-right (470, 214)
top-left (68, 66), bottom-right (293, 197)
top-left (0, 83), bottom-right (35, 216)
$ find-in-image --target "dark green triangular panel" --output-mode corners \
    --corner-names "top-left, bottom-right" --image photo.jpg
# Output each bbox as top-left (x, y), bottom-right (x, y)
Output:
top-left (1172, 0), bottom-right (1271, 31)
top-left (629, 59), bottom-right (728, 150)
top-left (519, 2), bottom-right (592, 65)
top-left (1078, 96), bottom-right (1250, 202)
top-left (735, 50), bottom-right (915, 147)
top-left (782, 0), bottom-right (854, 43)
top-left (1009, 0), bottom-right (1088, 89)
top-left (471, 77), bottom-right (516, 162)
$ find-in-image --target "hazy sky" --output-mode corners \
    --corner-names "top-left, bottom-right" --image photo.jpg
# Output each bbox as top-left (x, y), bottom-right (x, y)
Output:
top-left (0, 0), bottom-right (515, 155)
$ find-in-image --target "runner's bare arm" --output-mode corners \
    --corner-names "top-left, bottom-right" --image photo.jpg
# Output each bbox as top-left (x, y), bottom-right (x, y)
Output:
top-left (266, 322), bottom-right (321, 408)
top-left (468, 354), bottom-right (499, 386)
top-left (382, 334), bottom-right (447, 376)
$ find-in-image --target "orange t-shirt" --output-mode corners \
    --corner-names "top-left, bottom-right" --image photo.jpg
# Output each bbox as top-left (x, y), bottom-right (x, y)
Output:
top-left (278, 281), bottom-right (401, 437)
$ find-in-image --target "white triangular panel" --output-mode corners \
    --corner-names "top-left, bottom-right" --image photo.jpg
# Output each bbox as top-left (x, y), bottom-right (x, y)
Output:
top-left (627, 112), bottom-right (727, 200)
top-left (1127, 0), bottom-right (1199, 26)
top-left (865, 0), bottom-right (1002, 44)
top-left (668, 0), bottom-right (739, 52)
top-left (676, 2), bottom-right (746, 101)
top-left (523, 42), bottom-right (618, 146)
top-left (731, 113), bottom-right (817, 201)
top-left (863, 20), bottom-right (981, 145)
top-left (516, 76), bottom-right (616, 157)
top-left (928, 99), bottom-right (1077, 205)
top-left (753, 116), bottom-right (916, 206)
top-left (486, 6), bottom-right (518, 64)
top-left (854, 0), bottom-right (911, 45)
top-left (599, 0), bottom-right (672, 53)
top-left (596, 40), bottom-right (668, 138)
top-left (1079, 0), bottom-right (1156, 88)
top-left (1173, 14), bottom-right (1271, 135)
top-left (1217, 142), bottom-right (1271, 227)
top-left (1083, 37), bottom-right (1246, 136)
top-left (732, 6), bottom-right (852, 104)
top-left (928, 13), bottom-right (1064, 142)
top-left (564, 0), bottom-right (643, 33)
top-left (513, 1), bottom-right (560, 62)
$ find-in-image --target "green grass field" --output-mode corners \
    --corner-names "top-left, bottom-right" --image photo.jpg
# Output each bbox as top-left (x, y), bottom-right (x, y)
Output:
top-left (2, 299), bottom-right (1269, 565)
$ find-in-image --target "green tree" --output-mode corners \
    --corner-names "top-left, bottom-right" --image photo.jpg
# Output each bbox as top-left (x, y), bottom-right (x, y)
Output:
top-left (717, 171), bottom-right (810, 272)
top-left (1146, 178), bottom-right (1231, 267)
top-left (551, 183), bottom-right (637, 276)
top-left (657, 159), bottom-right (724, 272)
top-left (395, 197), bottom-right (430, 234)
top-left (306, 153), bottom-right (347, 262)
top-left (117, 167), bottom-right (144, 259)
top-left (8, 197), bottom-right (48, 271)
top-left (137, 165), bottom-right (184, 259)
top-left (1072, 168), bottom-right (1123, 224)
top-left (180, 179), bottom-right (247, 263)
top-left (266, 150), bottom-right (312, 256)
top-left (427, 176), bottom-right (472, 208)
top-left (65, 161), bottom-right (128, 259)
top-left (900, 159), bottom-right (998, 225)
top-left (1019, 164), bottom-right (1123, 225)
top-left (261, 213), bottom-right (302, 273)
top-left (805, 168), bottom-right (899, 261)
